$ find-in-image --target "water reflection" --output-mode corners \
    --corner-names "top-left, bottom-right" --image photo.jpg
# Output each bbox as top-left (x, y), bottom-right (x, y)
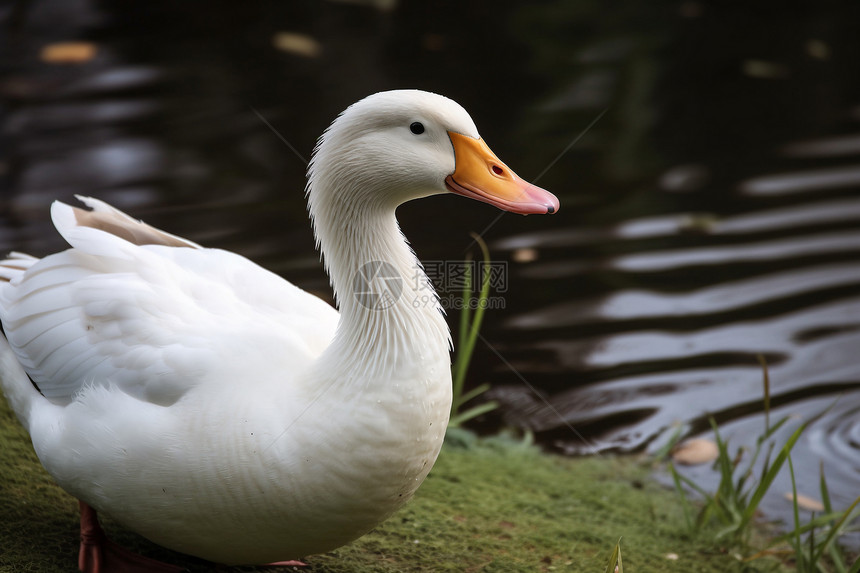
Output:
top-left (1, 0), bottom-right (859, 543)
top-left (741, 165), bottom-right (860, 196)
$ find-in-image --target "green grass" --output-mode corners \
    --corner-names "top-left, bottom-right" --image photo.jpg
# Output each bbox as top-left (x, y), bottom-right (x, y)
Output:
top-left (2, 393), bottom-right (789, 573)
top-left (669, 417), bottom-right (807, 543)
top-left (764, 458), bottom-right (860, 573)
top-left (668, 357), bottom-right (860, 572)
top-left (449, 233), bottom-right (497, 428)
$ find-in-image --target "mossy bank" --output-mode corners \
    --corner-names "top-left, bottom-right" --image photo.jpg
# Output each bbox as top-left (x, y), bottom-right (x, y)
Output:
top-left (1, 398), bottom-right (785, 573)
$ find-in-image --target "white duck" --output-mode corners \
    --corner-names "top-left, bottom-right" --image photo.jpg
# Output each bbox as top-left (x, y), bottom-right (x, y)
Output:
top-left (0, 90), bottom-right (558, 571)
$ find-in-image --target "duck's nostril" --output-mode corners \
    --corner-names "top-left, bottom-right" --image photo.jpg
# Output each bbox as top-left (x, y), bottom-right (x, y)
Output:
top-left (492, 165), bottom-right (504, 176)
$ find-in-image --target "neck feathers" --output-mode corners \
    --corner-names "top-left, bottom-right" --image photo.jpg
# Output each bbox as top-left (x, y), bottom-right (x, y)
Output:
top-left (307, 156), bottom-right (451, 381)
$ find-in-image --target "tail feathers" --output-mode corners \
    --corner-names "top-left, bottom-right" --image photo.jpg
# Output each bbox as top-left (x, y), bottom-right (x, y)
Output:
top-left (51, 196), bottom-right (203, 257)
top-left (0, 252), bottom-right (39, 283)
top-left (0, 334), bottom-right (38, 429)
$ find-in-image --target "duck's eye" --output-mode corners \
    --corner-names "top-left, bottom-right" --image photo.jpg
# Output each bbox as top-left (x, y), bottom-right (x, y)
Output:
top-left (409, 122), bottom-right (425, 135)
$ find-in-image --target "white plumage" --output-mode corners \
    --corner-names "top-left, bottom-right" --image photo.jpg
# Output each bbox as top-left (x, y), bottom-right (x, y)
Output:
top-left (0, 90), bottom-right (557, 569)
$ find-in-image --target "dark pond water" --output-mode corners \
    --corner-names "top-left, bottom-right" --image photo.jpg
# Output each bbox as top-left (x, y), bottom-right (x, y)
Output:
top-left (2, 0), bottom-right (859, 543)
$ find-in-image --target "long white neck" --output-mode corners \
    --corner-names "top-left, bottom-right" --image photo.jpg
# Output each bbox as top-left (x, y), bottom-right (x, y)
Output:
top-left (307, 174), bottom-right (451, 384)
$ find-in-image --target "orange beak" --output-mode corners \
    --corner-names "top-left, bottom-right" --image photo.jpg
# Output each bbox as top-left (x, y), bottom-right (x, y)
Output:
top-left (445, 131), bottom-right (559, 215)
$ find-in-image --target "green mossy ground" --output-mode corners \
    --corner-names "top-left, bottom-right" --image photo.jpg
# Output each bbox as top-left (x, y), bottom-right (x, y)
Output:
top-left (1, 399), bottom-right (787, 573)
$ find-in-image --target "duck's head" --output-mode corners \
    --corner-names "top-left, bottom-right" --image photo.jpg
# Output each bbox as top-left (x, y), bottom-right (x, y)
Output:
top-left (307, 90), bottom-right (559, 216)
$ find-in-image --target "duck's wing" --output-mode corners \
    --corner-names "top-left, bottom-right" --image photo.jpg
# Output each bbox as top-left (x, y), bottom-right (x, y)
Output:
top-left (0, 196), bottom-right (338, 406)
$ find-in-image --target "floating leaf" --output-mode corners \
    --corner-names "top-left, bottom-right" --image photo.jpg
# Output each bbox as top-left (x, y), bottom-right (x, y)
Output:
top-left (671, 438), bottom-right (719, 465)
top-left (40, 42), bottom-right (97, 64)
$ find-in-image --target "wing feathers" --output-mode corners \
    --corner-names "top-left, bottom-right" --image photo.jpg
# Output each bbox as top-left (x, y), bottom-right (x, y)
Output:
top-left (8, 312), bottom-right (79, 352)
top-left (64, 195), bottom-right (203, 250)
top-left (0, 252), bottom-right (38, 282)
top-left (0, 197), bottom-right (338, 407)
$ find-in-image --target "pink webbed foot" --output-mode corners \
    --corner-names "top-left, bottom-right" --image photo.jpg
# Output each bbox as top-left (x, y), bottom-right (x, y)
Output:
top-left (77, 500), bottom-right (185, 573)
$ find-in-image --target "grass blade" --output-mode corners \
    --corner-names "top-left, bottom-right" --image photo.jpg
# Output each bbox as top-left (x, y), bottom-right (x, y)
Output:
top-left (757, 354), bottom-right (771, 433)
top-left (448, 401), bottom-right (498, 428)
top-left (787, 454), bottom-right (807, 571)
top-left (769, 511), bottom-right (851, 544)
top-left (450, 234), bottom-right (492, 421)
top-left (811, 494), bottom-right (860, 568)
top-left (453, 382), bottom-right (491, 411)
top-left (451, 255), bottom-right (473, 408)
top-left (819, 463), bottom-right (848, 572)
top-left (737, 422), bottom-right (807, 534)
top-left (820, 461), bottom-right (833, 515)
top-left (450, 233), bottom-right (498, 426)
top-left (669, 462), bottom-right (693, 531)
top-left (466, 233), bottom-right (492, 350)
top-left (671, 463), bottom-right (713, 500)
top-left (603, 538), bottom-right (622, 573)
